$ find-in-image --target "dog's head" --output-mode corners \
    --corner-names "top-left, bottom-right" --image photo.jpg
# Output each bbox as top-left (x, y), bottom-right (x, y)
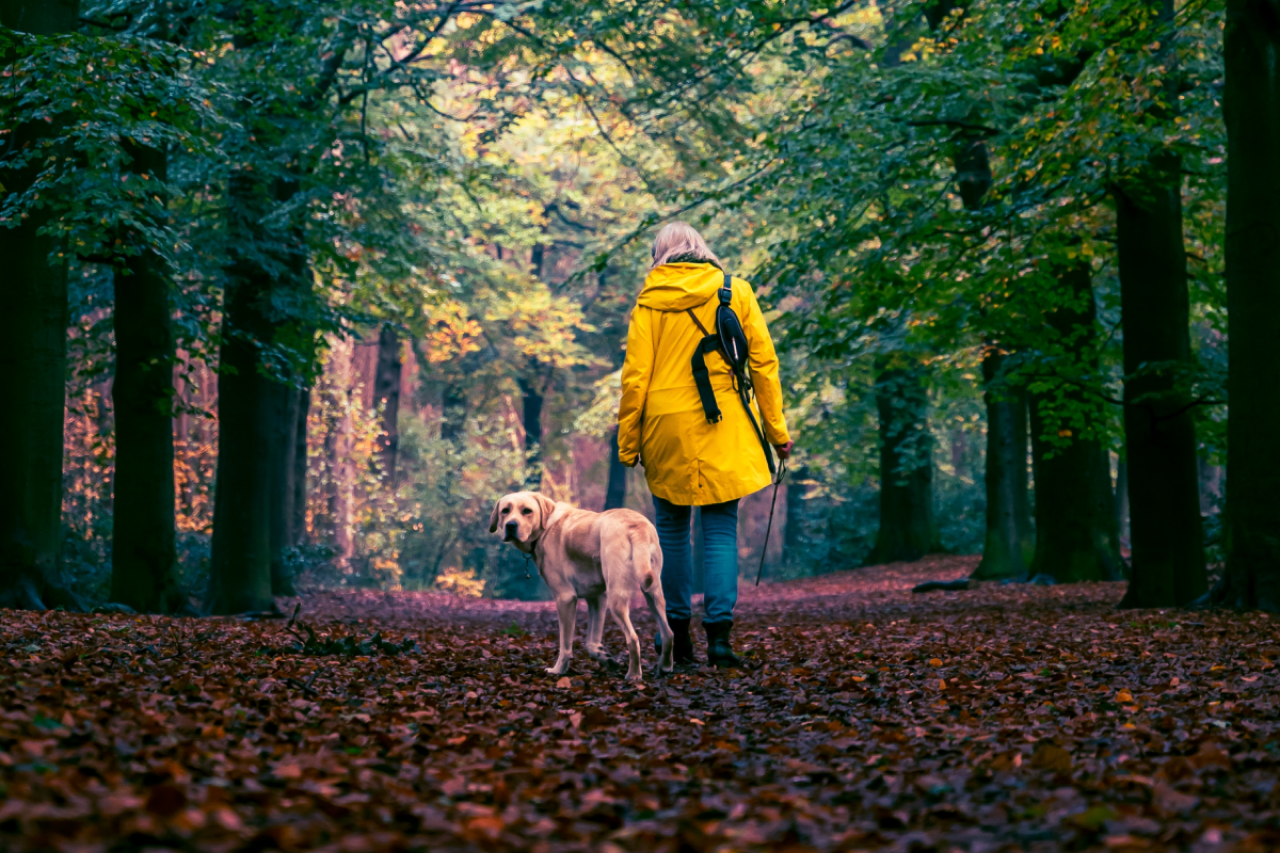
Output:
top-left (489, 491), bottom-right (558, 546)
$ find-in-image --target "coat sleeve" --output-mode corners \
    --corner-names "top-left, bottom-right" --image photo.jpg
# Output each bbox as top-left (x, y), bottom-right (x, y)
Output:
top-left (740, 279), bottom-right (791, 446)
top-left (617, 306), bottom-right (654, 467)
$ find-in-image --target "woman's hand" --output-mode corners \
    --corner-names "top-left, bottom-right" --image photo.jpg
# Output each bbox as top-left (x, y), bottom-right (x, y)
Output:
top-left (774, 440), bottom-right (794, 461)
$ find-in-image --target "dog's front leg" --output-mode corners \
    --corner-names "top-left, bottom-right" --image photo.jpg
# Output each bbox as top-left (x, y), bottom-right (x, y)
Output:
top-left (547, 595), bottom-right (578, 675)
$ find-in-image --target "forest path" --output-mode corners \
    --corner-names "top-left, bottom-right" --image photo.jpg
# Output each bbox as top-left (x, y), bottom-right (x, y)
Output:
top-left (1, 555), bottom-right (1276, 852)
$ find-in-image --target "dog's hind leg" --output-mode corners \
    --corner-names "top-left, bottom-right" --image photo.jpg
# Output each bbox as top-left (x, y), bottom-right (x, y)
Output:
top-left (607, 592), bottom-right (644, 682)
top-left (585, 596), bottom-right (606, 660)
top-left (643, 578), bottom-right (675, 675)
top-left (547, 595), bottom-right (578, 676)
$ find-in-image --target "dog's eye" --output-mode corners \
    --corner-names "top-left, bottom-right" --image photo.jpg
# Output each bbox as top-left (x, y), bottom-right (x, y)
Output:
top-left (521, 508), bottom-right (533, 515)
top-left (501, 507), bottom-right (509, 514)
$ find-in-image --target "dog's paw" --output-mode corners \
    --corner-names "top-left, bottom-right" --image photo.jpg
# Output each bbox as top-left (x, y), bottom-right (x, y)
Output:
top-left (585, 647), bottom-right (607, 661)
top-left (545, 662), bottom-right (570, 676)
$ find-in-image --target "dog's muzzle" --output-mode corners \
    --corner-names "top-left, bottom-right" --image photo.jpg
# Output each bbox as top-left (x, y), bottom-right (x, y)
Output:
top-left (503, 521), bottom-right (519, 542)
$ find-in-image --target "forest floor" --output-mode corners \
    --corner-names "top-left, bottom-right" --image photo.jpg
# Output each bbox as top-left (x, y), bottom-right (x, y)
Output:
top-left (2, 554), bottom-right (1279, 853)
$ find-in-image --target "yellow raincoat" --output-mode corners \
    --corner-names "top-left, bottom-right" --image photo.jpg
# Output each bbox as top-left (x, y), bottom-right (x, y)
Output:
top-left (617, 262), bottom-right (791, 506)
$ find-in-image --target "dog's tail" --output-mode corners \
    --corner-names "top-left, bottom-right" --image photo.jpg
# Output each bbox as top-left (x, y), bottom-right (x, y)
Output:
top-left (629, 528), bottom-right (657, 591)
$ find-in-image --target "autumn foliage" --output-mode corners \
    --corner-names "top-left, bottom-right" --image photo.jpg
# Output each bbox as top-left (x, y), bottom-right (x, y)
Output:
top-left (2, 557), bottom-right (1277, 852)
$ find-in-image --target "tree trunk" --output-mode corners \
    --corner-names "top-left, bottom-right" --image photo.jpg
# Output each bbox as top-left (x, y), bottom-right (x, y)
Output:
top-left (973, 351), bottom-right (1030, 580)
top-left (1115, 458), bottom-right (1131, 548)
top-left (1013, 391), bottom-right (1035, 564)
top-left (1114, 157), bottom-right (1206, 607)
top-left (110, 142), bottom-right (181, 613)
top-left (1219, 0), bottom-right (1280, 610)
top-left (267, 381), bottom-right (298, 596)
top-left (1028, 263), bottom-right (1123, 583)
top-left (604, 427), bottom-right (627, 510)
top-left (373, 324), bottom-right (402, 486)
top-left (518, 372), bottom-right (545, 490)
top-left (291, 386), bottom-right (310, 546)
top-left (0, 0), bottom-right (80, 610)
top-left (952, 138), bottom-right (1036, 578)
top-left (207, 167), bottom-right (314, 611)
top-left (206, 269), bottom-right (278, 614)
top-left (441, 382), bottom-right (467, 443)
top-left (325, 338), bottom-right (356, 565)
top-left (867, 358), bottom-right (936, 565)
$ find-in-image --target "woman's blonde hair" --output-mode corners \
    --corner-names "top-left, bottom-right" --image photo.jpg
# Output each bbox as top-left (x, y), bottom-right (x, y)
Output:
top-left (649, 221), bottom-right (722, 269)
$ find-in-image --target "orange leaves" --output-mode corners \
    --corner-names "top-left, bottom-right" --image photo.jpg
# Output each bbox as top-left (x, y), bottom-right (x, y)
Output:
top-left (0, 558), bottom-right (1276, 852)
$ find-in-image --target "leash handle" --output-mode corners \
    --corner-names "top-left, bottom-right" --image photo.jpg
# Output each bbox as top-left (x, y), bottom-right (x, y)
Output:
top-left (755, 460), bottom-right (786, 587)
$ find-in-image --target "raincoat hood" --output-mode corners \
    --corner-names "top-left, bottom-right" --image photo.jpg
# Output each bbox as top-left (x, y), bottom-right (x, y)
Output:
top-left (637, 263), bottom-right (725, 311)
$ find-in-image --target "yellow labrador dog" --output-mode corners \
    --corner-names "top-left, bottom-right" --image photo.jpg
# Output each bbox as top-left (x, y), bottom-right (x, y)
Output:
top-left (490, 492), bottom-right (674, 681)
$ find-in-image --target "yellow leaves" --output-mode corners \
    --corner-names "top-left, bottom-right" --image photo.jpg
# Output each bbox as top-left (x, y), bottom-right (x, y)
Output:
top-left (424, 301), bottom-right (483, 364)
top-left (436, 567), bottom-right (486, 598)
top-left (929, 658), bottom-right (943, 667)
top-left (1114, 690), bottom-right (1134, 703)
top-left (555, 677), bottom-right (572, 689)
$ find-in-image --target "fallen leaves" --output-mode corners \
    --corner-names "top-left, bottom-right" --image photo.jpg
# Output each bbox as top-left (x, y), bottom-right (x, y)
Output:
top-left (0, 555), bottom-right (1278, 852)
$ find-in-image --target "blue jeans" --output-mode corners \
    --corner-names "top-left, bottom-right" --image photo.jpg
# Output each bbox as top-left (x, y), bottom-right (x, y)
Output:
top-left (653, 496), bottom-right (740, 625)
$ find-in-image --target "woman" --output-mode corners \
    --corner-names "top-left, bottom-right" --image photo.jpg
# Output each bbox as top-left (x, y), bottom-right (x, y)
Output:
top-left (617, 222), bottom-right (793, 668)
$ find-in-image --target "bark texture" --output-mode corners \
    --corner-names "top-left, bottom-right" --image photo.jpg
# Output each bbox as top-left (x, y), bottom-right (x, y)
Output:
top-left (291, 387), bottom-right (310, 546)
top-left (1219, 0), bottom-right (1280, 610)
top-left (373, 325), bottom-right (402, 486)
top-left (207, 172), bottom-right (309, 613)
top-left (110, 142), bottom-right (181, 613)
top-left (518, 371), bottom-right (545, 490)
top-left (0, 0), bottom-right (81, 610)
top-left (867, 358), bottom-right (937, 565)
top-left (1028, 263), bottom-right (1123, 583)
top-left (267, 381), bottom-right (298, 596)
top-left (1115, 156), bottom-right (1206, 607)
top-left (206, 267), bottom-right (279, 614)
top-left (973, 351), bottom-right (1031, 580)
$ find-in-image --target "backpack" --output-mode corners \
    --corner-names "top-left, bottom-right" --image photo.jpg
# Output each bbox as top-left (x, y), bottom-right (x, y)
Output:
top-left (686, 272), bottom-right (777, 476)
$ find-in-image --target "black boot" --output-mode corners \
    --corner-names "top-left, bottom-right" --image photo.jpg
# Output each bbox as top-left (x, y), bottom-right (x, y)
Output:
top-left (704, 621), bottom-right (744, 669)
top-left (670, 617), bottom-right (697, 666)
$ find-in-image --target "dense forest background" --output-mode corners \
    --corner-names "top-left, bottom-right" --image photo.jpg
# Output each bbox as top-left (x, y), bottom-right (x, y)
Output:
top-left (2, 0), bottom-right (1274, 614)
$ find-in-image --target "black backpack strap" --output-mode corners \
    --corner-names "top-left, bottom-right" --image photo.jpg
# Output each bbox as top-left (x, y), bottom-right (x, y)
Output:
top-left (690, 336), bottom-right (723, 424)
top-left (719, 271), bottom-right (732, 305)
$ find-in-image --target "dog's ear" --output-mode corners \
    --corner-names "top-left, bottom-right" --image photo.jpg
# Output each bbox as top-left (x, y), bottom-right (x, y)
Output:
top-left (489, 499), bottom-right (502, 533)
top-left (535, 493), bottom-right (558, 531)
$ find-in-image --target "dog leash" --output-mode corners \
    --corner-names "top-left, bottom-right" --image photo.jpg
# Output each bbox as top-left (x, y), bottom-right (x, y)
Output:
top-left (755, 460), bottom-right (787, 587)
